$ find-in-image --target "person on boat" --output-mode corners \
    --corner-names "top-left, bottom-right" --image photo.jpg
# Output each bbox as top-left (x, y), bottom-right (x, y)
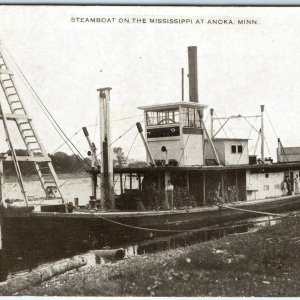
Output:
top-left (182, 187), bottom-right (191, 210)
top-left (287, 177), bottom-right (292, 195)
top-left (173, 186), bottom-right (181, 208)
top-left (281, 177), bottom-right (288, 196)
top-left (165, 180), bottom-right (174, 210)
top-left (150, 181), bottom-right (159, 211)
top-left (294, 174), bottom-right (300, 194)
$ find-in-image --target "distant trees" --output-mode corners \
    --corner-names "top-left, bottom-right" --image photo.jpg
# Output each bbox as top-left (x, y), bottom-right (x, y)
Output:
top-left (113, 147), bottom-right (148, 168)
top-left (3, 150), bottom-right (89, 176)
top-left (2, 146), bottom-right (148, 176)
top-left (48, 152), bottom-right (89, 173)
top-left (113, 147), bottom-right (126, 167)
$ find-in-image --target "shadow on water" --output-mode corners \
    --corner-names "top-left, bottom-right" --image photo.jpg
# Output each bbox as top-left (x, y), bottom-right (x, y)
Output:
top-left (123, 215), bottom-right (282, 257)
top-left (0, 213), bottom-right (284, 283)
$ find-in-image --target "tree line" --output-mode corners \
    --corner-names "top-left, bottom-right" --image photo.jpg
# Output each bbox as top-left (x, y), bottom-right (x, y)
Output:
top-left (2, 147), bottom-right (147, 176)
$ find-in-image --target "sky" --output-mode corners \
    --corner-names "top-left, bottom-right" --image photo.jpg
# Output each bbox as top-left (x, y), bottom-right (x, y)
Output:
top-left (0, 6), bottom-right (300, 162)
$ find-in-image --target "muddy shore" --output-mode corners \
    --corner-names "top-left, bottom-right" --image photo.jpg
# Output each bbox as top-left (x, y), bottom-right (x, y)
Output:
top-left (16, 215), bottom-right (300, 296)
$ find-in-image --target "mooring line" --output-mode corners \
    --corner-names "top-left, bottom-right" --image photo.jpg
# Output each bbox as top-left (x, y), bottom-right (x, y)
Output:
top-left (90, 212), bottom-right (286, 234)
top-left (218, 205), bottom-right (288, 217)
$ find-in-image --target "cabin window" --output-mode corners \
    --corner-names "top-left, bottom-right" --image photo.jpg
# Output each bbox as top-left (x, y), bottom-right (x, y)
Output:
top-left (263, 185), bottom-right (269, 191)
top-left (265, 173), bottom-right (269, 178)
top-left (183, 107), bottom-right (201, 128)
top-left (146, 111), bottom-right (157, 126)
top-left (231, 145), bottom-right (237, 153)
top-left (146, 109), bottom-right (179, 126)
top-left (231, 144), bottom-right (243, 154)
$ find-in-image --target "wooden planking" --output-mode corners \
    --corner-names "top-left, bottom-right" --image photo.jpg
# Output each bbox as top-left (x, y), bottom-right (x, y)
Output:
top-left (3, 156), bottom-right (51, 162)
top-left (0, 113), bottom-right (31, 121)
top-left (0, 69), bottom-right (13, 75)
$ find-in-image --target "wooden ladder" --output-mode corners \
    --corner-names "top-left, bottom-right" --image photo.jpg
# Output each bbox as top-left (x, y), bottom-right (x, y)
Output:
top-left (0, 48), bottom-right (64, 203)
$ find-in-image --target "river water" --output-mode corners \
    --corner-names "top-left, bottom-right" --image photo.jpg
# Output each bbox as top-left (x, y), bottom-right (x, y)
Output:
top-left (3, 176), bottom-right (97, 206)
top-left (2, 174), bottom-right (136, 207)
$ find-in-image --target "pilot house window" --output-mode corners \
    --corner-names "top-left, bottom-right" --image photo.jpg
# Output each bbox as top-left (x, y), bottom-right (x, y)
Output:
top-left (146, 109), bottom-right (179, 126)
top-left (183, 107), bottom-right (201, 128)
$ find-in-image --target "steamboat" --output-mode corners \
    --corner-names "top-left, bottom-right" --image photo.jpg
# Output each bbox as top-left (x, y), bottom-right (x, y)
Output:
top-left (0, 45), bottom-right (300, 252)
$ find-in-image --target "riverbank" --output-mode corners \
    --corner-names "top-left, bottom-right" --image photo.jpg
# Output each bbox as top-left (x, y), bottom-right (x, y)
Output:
top-left (4, 173), bottom-right (89, 183)
top-left (18, 214), bottom-right (300, 296)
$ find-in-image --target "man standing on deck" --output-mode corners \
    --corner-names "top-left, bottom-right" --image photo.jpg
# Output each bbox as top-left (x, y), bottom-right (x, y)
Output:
top-left (281, 177), bottom-right (288, 196)
top-left (165, 180), bottom-right (174, 210)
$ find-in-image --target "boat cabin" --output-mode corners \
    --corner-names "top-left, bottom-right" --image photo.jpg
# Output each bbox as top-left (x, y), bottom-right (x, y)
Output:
top-left (138, 102), bottom-right (207, 166)
top-left (204, 138), bottom-right (249, 166)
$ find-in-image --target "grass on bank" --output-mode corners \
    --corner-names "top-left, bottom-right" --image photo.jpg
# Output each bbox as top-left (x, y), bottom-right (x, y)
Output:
top-left (21, 215), bottom-right (300, 296)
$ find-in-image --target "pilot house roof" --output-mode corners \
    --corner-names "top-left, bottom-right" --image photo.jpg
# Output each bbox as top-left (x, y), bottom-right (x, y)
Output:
top-left (138, 101), bottom-right (207, 111)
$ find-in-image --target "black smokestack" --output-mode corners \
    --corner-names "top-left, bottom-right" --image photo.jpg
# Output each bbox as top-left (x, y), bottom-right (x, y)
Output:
top-left (188, 46), bottom-right (198, 103)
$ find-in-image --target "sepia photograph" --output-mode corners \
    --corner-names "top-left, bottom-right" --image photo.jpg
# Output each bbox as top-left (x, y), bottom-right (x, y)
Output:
top-left (0, 5), bottom-right (299, 296)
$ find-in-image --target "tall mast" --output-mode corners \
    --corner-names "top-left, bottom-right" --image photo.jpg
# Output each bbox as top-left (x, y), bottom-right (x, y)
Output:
top-left (261, 105), bottom-right (265, 162)
top-left (210, 108), bottom-right (214, 138)
top-left (181, 68), bottom-right (184, 102)
top-left (98, 87), bottom-right (114, 210)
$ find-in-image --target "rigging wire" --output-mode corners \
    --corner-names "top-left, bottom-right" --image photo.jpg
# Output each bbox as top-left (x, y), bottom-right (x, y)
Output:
top-left (92, 114), bottom-right (98, 143)
top-left (111, 114), bottom-right (144, 123)
top-left (236, 116), bottom-right (258, 165)
top-left (58, 122), bottom-right (137, 189)
top-left (242, 116), bottom-right (260, 134)
top-left (214, 112), bottom-right (229, 138)
top-left (4, 116), bottom-right (139, 196)
top-left (3, 123), bottom-right (103, 197)
top-left (178, 131), bottom-right (191, 164)
top-left (3, 128), bottom-right (85, 197)
top-left (1, 42), bottom-right (89, 170)
top-left (265, 109), bottom-right (279, 139)
top-left (213, 119), bottom-right (229, 138)
top-left (265, 108), bottom-right (289, 162)
top-left (265, 137), bottom-right (272, 158)
top-left (253, 130), bottom-right (261, 156)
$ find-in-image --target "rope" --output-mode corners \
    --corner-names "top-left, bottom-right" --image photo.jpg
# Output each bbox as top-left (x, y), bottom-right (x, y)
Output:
top-left (218, 204), bottom-right (287, 217)
top-left (84, 210), bottom-right (288, 233)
